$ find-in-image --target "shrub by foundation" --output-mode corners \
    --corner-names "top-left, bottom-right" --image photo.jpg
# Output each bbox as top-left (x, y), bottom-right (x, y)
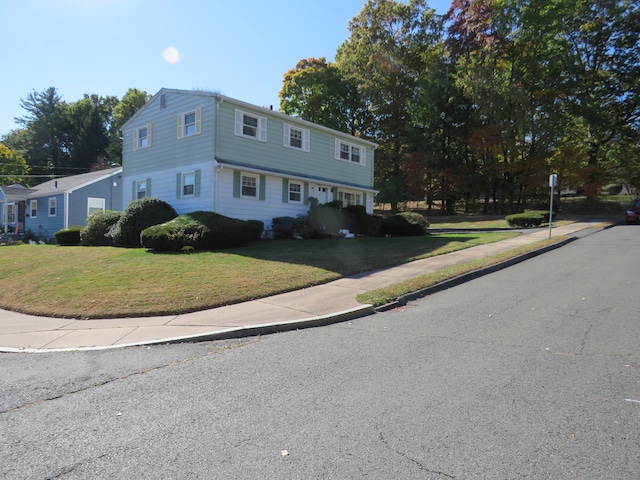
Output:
top-left (109, 197), bottom-right (178, 247)
top-left (81, 211), bottom-right (122, 246)
top-left (54, 226), bottom-right (83, 246)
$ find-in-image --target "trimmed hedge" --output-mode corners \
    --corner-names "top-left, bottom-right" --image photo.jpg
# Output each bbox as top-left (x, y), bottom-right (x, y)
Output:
top-left (81, 210), bottom-right (122, 246)
top-left (140, 211), bottom-right (262, 251)
top-left (505, 210), bottom-right (550, 227)
top-left (382, 212), bottom-right (429, 236)
top-left (54, 226), bottom-right (83, 246)
top-left (108, 197), bottom-right (178, 247)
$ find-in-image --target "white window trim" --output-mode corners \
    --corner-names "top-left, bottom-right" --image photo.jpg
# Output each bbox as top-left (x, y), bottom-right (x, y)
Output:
top-left (334, 139), bottom-right (365, 165)
top-left (6, 203), bottom-right (16, 224)
top-left (283, 124), bottom-right (310, 152)
top-left (288, 181), bottom-right (303, 204)
top-left (241, 172), bottom-right (259, 199)
top-left (48, 198), bottom-right (57, 217)
top-left (234, 109), bottom-right (267, 142)
top-left (133, 124), bottom-right (152, 150)
top-left (136, 180), bottom-right (147, 199)
top-left (87, 197), bottom-right (105, 216)
top-left (30, 200), bottom-right (37, 219)
top-left (177, 109), bottom-right (202, 139)
top-left (182, 172), bottom-right (196, 197)
top-left (338, 190), bottom-right (362, 207)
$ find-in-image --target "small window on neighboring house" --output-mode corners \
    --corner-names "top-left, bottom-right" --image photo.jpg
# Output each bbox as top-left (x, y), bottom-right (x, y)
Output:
top-left (48, 198), bottom-right (57, 216)
top-left (289, 182), bottom-right (302, 203)
top-left (30, 200), bottom-right (37, 218)
top-left (134, 125), bottom-right (151, 150)
top-left (7, 203), bottom-right (16, 224)
top-left (182, 172), bottom-right (195, 196)
top-left (283, 124), bottom-right (310, 151)
top-left (335, 139), bottom-right (365, 164)
top-left (136, 180), bottom-right (147, 199)
top-left (234, 109), bottom-right (267, 141)
top-left (177, 109), bottom-right (201, 138)
top-left (87, 197), bottom-right (105, 216)
top-left (241, 174), bottom-right (258, 198)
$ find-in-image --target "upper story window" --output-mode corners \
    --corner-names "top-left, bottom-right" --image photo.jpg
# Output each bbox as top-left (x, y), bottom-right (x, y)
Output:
top-left (30, 200), bottom-right (37, 218)
top-left (177, 109), bottom-right (201, 138)
top-left (87, 197), bottom-right (105, 216)
top-left (134, 124), bottom-right (152, 150)
top-left (283, 124), bottom-right (310, 152)
top-left (335, 139), bottom-right (364, 165)
top-left (234, 109), bottom-right (267, 142)
top-left (48, 198), bottom-right (57, 217)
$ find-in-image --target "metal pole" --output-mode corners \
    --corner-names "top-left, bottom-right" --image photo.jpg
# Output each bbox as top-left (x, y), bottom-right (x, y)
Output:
top-left (548, 186), bottom-right (554, 239)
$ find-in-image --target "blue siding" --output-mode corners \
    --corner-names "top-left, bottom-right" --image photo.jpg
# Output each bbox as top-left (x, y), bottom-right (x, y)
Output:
top-left (24, 194), bottom-right (65, 238)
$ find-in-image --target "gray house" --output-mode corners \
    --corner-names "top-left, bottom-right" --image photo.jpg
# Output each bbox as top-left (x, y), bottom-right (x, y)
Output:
top-left (121, 88), bottom-right (377, 229)
top-left (0, 167), bottom-right (123, 240)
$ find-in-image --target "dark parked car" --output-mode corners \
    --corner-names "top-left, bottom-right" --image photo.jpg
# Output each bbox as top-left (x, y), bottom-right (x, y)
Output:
top-left (626, 198), bottom-right (640, 224)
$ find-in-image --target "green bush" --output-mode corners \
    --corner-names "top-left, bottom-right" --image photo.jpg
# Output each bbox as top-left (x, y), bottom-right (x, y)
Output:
top-left (382, 212), bottom-right (429, 236)
top-left (108, 197), bottom-right (178, 247)
top-left (140, 211), bottom-right (258, 251)
top-left (272, 216), bottom-right (297, 239)
top-left (505, 211), bottom-right (545, 227)
top-left (81, 210), bottom-right (122, 246)
top-left (307, 201), bottom-right (345, 236)
top-left (603, 184), bottom-right (622, 195)
top-left (247, 220), bottom-right (265, 241)
top-left (54, 226), bottom-right (83, 246)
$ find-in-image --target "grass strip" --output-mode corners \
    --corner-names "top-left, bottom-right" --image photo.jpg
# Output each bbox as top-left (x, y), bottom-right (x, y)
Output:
top-left (356, 237), bottom-right (564, 307)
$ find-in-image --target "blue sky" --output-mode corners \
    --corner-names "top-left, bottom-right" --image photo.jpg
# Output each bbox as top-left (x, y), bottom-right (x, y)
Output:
top-left (0, 0), bottom-right (451, 138)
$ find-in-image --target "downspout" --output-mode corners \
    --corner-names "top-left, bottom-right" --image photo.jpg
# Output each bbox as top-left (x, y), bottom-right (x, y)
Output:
top-left (213, 96), bottom-right (224, 213)
top-left (64, 191), bottom-right (70, 229)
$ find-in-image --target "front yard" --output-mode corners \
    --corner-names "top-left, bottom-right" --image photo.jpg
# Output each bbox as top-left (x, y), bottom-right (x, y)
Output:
top-left (0, 232), bottom-right (518, 319)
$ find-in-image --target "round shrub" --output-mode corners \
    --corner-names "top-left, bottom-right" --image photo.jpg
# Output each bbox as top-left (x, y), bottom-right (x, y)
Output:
top-left (272, 216), bottom-right (297, 240)
top-left (81, 210), bottom-right (122, 246)
top-left (141, 211), bottom-right (259, 252)
top-left (382, 212), bottom-right (429, 236)
top-left (109, 197), bottom-right (178, 247)
top-left (54, 226), bottom-right (83, 246)
top-left (505, 211), bottom-right (545, 227)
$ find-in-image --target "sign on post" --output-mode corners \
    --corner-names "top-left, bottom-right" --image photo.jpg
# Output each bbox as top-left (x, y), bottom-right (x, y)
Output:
top-left (548, 174), bottom-right (558, 238)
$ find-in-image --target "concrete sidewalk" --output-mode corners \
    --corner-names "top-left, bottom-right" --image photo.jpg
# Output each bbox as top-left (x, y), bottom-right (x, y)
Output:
top-left (0, 220), bottom-right (613, 353)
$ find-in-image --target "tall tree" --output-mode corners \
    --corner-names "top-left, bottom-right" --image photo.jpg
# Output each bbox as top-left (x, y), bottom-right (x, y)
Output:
top-left (15, 87), bottom-right (69, 176)
top-left (0, 143), bottom-right (30, 186)
top-left (279, 57), bottom-right (361, 134)
top-left (336, 0), bottom-right (443, 211)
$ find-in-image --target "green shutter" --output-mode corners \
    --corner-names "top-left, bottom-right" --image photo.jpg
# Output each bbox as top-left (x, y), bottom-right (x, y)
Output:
top-left (282, 178), bottom-right (289, 203)
top-left (176, 173), bottom-right (182, 199)
top-left (194, 170), bottom-right (201, 197)
top-left (303, 182), bottom-right (309, 205)
top-left (146, 178), bottom-right (152, 197)
top-left (259, 175), bottom-right (266, 201)
top-left (233, 171), bottom-right (241, 198)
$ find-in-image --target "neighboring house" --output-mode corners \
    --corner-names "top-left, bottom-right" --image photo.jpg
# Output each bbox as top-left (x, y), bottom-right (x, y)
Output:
top-left (0, 167), bottom-right (123, 239)
top-left (121, 88), bottom-right (377, 229)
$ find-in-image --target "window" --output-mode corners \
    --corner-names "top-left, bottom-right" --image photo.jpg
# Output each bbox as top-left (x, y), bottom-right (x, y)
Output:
top-left (177, 109), bottom-right (201, 138)
top-left (87, 197), bottom-right (105, 216)
top-left (182, 172), bottom-right (195, 196)
top-left (30, 200), bottom-right (37, 218)
top-left (48, 198), bottom-right (57, 217)
top-left (283, 124), bottom-right (310, 151)
top-left (335, 139), bottom-right (365, 164)
top-left (234, 109), bottom-right (267, 141)
top-left (339, 191), bottom-right (361, 207)
top-left (241, 174), bottom-right (258, 198)
top-left (7, 203), bottom-right (16, 224)
top-left (134, 125), bottom-right (151, 150)
top-left (289, 182), bottom-right (302, 203)
top-left (136, 180), bottom-right (147, 199)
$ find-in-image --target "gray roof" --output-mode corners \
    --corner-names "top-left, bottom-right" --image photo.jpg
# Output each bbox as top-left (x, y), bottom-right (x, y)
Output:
top-left (27, 168), bottom-right (122, 198)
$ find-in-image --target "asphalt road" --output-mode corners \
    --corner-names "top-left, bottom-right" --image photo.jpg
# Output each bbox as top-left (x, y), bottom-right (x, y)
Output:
top-left (1, 226), bottom-right (639, 479)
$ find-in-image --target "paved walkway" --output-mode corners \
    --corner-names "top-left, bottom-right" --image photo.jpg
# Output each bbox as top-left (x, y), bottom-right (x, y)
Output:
top-left (0, 220), bottom-right (613, 352)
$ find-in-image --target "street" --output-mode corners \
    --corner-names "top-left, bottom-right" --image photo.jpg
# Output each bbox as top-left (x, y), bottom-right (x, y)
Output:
top-left (1, 225), bottom-right (639, 479)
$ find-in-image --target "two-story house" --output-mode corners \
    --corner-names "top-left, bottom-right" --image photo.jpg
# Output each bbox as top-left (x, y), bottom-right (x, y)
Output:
top-left (121, 88), bottom-right (377, 228)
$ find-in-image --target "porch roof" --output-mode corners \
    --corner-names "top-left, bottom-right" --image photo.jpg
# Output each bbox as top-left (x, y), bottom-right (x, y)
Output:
top-left (0, 185), bottom-right (36, 203)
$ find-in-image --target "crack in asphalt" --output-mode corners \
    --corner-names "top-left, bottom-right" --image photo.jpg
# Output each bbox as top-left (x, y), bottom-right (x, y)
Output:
top-left (0, 339), bottom-right (261, 414)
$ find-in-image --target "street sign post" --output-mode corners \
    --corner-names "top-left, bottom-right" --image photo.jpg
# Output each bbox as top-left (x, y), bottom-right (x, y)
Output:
top-left (549, 174), bottom-right (558, 238)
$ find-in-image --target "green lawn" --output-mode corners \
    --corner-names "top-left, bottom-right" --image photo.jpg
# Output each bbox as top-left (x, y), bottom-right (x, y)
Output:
top-left (0, 232), bottom-right (518, 319)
